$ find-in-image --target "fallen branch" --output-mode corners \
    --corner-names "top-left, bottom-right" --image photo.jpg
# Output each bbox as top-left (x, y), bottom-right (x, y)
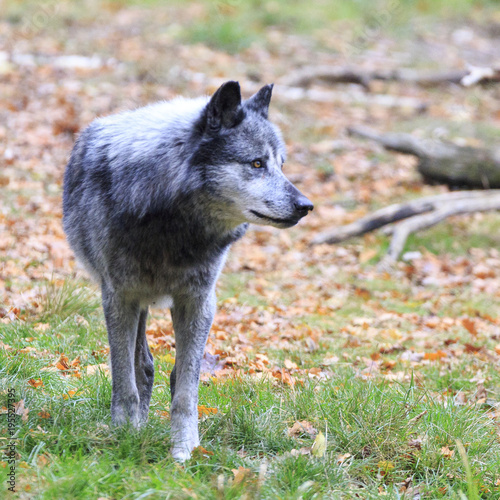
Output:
top-left (281, 65), bottom-right (500, 89)
top-left (310, 191), bottom-right (499, 245)
top-left (191, 74), bottom-right (428, 111)
top-left (312, 190), bottom-right (500, 265)
top-left (348, 126), bottom-right (500, 189)
top-left (280, 66), bottom-right (374, 89)
top-left (380, 192), bottom-right (500, 267)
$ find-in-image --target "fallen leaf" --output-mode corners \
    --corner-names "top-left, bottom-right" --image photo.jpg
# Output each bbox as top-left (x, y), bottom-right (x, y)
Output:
top-left (354, 287), bottom-right (371, 300)
top-left (441, 446), bottom-right (455, 458)
top-left (408, 438), bottom-right (422, 450)
top-left (464, 343), bottom-right (482, 353)
top-left (63, 390), bottom-right (78, 400)
top-left (34, 323), bottom-right (50, 332)
top-left (287, 420), bottom-right (318, 438)
top-left (272, 368), bottom-right (296, 387)
top-left (56, 353), bottom-right (70, 371)
top-left (462, 318), bottom-right (478, 336)
top-left (14, 399), bottom-right (25, 415)
top-left (337, 452), bottom-right (351, 464)
top-left (378, 460), bottom-right (395, 472)
top-left (192, 446), bottom-right (214, 458)
top-left (290, 447), bottom-right (312, 457)
top-left (423, 351), bottom-right (447, 361)
top-left (311, 431), bottom-right (326, 457)
top-left (28, 378), bottom-right (44, 388)
top-left (321, 355), bottom-right (339, 366)
top-left (155, 410), bottom-right (170, 419)
top-left (232, 466), bottom-right (254, 485)
top-left (37, 454), bottom-right (50, 467)
top-left (198, 405), bottom-right (218, 417)
top-left (158, 353), bottom-right (176, 364)
top-left (70, 356), bottom-right (81, 367)
top-left (85, 363), bottom-right (110, 376)
top-left (19, 346), bottom-right (37, 354)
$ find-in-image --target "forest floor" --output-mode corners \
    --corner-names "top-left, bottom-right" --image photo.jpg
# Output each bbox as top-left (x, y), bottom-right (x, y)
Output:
top-left (1, 1), bottom-right (500, 498)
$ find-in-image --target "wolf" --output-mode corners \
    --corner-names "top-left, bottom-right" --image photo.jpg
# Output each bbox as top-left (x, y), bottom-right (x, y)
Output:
top-left (62, 81), bottom-right (313, 461)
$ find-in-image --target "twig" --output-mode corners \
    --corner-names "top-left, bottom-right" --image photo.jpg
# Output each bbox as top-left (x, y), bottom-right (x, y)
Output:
top-left (379, 192), bottom-right (500, 268)
top-left (311, 191), bottom-right (500, 245)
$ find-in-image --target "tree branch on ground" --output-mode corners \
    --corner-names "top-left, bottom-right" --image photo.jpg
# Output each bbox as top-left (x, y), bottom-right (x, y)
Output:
top-left (281, 65), bottom-right (500, 89)
top-left (348, 126), bottom-right (500, 189)
top-left (312, 190), bottom-right (500, 266)
top-left (194, 73), bottom-right (428, 111)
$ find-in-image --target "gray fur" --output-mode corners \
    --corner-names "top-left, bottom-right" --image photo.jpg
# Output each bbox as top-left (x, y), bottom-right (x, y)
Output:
top-left (62, 81), bottom-right (313, 461)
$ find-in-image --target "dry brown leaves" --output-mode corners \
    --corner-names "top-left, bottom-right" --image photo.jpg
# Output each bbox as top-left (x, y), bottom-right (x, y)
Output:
top-left (0, 3), bottom-right (500, 402)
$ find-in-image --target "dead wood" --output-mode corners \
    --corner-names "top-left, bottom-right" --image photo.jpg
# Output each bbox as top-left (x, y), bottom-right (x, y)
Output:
top-left (380, 192), bottom-right (500, 267)
top-left (348, 126), bottom-right (500, 189)
top-left (310, 191), bottom-right (498, 245)
top-left (281, 65), bottom-right (500, 89)
top-left (312, 190), bottom-right (500, 265)
top-left (194, 74), bottom-right (428, 110)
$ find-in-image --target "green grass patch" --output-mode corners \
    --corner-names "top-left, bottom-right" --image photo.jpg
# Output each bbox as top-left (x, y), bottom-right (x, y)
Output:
top-left (2, 295), bottom-right (500, 497)
top-left (39, 279), bottom-right (100, 322)
top-left (4, 0), bottom-right (499, 54)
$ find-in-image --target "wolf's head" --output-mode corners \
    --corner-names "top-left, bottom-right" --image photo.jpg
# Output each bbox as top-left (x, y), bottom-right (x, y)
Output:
top-left (192, 81), bottom-right (313, 229)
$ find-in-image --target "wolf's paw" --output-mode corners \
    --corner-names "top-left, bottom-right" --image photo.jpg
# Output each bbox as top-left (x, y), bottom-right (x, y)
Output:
top-left (170, 431), bottom-right (199, 462)
top-left (170, 414), bottom-right (199, 462)
top-left (111, 394), bottom-right (141, 428)
top-left (171, 445), bottom-right (193, 462)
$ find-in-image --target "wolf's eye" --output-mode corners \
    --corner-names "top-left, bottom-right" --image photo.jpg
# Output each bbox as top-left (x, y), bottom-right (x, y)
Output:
top-left (251, 160), bottom-right (263, 168)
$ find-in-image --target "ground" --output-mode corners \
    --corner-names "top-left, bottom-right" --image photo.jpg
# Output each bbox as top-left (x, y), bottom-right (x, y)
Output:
top-left (1, 1), bottom-right (500, 498)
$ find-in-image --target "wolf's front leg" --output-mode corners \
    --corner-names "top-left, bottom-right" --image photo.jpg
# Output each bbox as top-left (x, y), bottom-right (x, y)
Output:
top-left (170, 292), bottom-right (215, 461)
top-left (102, 284), bottom-right (141, 428)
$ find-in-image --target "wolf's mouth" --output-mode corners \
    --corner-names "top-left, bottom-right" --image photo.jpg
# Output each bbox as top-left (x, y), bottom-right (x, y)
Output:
top-left (250, 210), bottom-right (299, 225)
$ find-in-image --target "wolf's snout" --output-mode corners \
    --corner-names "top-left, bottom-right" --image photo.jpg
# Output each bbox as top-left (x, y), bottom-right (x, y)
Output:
top-left (293, 195), bottom-right (314, 217)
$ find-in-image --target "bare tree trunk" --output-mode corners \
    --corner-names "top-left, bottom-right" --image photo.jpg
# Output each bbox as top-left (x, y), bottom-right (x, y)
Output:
top-left (348, 126), bottom-right (500, 189)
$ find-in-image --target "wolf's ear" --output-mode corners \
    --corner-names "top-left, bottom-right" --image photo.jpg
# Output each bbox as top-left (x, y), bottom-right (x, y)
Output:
top-left (245, 84), bottom-right (273, 119)
top-left (205, 81), bottom-right (242, 130)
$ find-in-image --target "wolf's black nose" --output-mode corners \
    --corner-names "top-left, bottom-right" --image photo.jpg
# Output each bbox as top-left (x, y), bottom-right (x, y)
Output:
top-left (294, 197), bottom-right (314, 214)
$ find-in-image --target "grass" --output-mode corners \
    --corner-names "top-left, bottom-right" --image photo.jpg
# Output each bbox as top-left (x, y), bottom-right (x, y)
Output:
top-left (2, 0), bottom-right (500, 496)
top-left (335, 213), bottom-right (500, 265)
top-left (39, 279), bottom-right (100, 321)
top-left (3, 0), bottom-right (500, 54)
top-left (173, 0), bottom-right (500, 53)
top-left (1, 273), bottom-right (500, 498)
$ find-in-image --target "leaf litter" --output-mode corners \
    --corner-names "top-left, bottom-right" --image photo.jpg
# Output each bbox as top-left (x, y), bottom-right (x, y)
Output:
top-left (0, 2), bottom-right (500, 495)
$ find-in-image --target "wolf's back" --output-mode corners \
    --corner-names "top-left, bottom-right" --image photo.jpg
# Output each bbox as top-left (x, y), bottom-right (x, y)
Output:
top-left (62, 98), bottom-right (210, 280)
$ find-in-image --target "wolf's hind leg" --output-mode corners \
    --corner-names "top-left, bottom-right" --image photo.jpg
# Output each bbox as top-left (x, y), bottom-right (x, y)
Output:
top-left (102, 284), bottom-right (141, 428)
top-left (135, 307), bottom-right (154, 424)
top-left (170, 292), bottom-right (215, 461)
top-left (169, 364), bottom-right (176, 400)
